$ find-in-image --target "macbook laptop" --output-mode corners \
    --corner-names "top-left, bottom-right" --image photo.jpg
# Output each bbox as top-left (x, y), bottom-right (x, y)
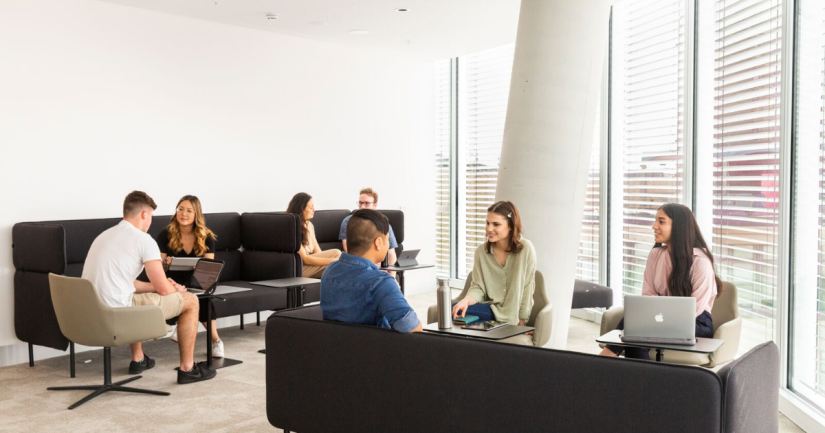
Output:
top-left (185, 259), bottom-right (224, 297)
top-left (395, 249), bottom-right (419, 267)
top-left (620, 295), bottom-right (697, 345)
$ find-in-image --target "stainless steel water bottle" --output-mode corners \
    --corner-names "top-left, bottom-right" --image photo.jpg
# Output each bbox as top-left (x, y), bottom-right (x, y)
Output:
top-left (437, 278), bottom-right (452, 329)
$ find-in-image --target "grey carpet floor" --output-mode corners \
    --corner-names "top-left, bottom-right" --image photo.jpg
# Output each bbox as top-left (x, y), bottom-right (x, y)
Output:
top-left (0, 291), bottom-right (808, 432)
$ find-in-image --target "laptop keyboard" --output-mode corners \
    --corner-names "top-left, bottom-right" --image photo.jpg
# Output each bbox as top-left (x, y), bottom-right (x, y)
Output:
top-left (621, 335), bottom-right (697, 346)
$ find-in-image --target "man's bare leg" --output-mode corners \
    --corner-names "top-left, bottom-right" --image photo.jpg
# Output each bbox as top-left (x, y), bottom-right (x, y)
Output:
top-left (176, 292), bottom-right (199, 371)
top-left (130, 342), bottom-right (144, 362)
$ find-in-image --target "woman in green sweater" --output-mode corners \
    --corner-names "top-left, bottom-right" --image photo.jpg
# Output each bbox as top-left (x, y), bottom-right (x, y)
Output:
top-left (452, 201), bottom-right (537, 325)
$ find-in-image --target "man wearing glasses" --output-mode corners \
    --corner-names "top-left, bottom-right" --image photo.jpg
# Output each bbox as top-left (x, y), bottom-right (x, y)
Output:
top-left (339, 188), bottom-right (398, 269)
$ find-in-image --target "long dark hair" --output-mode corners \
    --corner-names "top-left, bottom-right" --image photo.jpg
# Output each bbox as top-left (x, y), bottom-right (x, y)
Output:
top-left (287, 192), bottom-right (312, 247)
top-left (657, 203), bottom-right (723, 297)
top-left (484, 201), bottom-right (524, 254)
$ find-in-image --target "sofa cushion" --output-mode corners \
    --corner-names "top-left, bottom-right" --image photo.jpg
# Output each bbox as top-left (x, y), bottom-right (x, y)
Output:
top-left (378, 209), bottom-right (404, 245)
top-left (58, 218), bottom-right (121, 264)
top-left (13, 224), bottom-right (66, 274)
top-left (242, 213), bottom-right (300, 252)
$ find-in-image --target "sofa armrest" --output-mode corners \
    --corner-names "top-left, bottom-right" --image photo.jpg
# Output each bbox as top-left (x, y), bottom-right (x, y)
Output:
top-left (707, 317), bottom-right (741, 367)
top-left (532, 303), bottom-right (553, 347)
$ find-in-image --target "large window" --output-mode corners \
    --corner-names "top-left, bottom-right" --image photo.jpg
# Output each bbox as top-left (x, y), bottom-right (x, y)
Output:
top-left (435, 59), bottom-right (453, 278)
top-left (609, 0), bottom-right (688, 295)
top-left (791, 0), bottom-right (825, 412)
top-left (696, 0), bottom-right (783, 353)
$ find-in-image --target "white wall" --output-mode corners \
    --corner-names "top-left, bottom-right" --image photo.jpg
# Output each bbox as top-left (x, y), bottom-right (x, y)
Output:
top-left (0, 0), bottom-right (436, 365)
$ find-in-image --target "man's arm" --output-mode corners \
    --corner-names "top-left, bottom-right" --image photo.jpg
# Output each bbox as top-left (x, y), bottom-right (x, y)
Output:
top-left (376, 278), bottom-right (421, 333)
top-left (143, 260), bottom-right (184, 295)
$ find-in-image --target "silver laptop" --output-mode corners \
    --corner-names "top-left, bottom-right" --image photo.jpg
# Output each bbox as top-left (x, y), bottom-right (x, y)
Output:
top-left (621, 295), bottom-right (696, 345)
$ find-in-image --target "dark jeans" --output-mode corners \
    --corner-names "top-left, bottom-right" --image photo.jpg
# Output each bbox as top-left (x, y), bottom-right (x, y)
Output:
top-left (452, 302), bottom-right (495, 322)
top-left (606, 310), bottom-right (713, 360)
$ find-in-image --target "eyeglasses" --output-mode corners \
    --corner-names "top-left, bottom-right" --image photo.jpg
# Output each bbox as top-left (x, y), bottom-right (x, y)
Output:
top-left (357, 201), bottom-right (375, 206)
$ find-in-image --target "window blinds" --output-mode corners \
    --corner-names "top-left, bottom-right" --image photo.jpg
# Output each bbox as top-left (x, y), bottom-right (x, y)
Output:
top-left (458, 44), bottom-right (515, 279)
top-left (712, 0), bottom-right (782, 344)
top-left (613, 0), bottom-right (687, 295)
top-left (435, 60), bottom-right (452, 277)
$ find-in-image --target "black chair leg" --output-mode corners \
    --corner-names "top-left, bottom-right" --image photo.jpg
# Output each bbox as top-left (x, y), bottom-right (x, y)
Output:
top-left (28, 343), bottom-right (34, 367)
top-left (240, 314), bottom-right (244, 330)
top-left (47, 347), bottom-right (170, 410)
top-left (70, 342), bottom-right (76, 378)
top-left (257, 311), bottom-right (260, 326)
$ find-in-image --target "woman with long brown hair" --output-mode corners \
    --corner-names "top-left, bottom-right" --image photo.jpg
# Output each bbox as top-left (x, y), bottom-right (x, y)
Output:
top-left (451, 201), bottom-right (537, 326)
top-left (599, 203), bottom-right (722, 359)
top-left (157, 195), bottom-right (225, 358)
top-left (287, 192), bottom-right (341, 278)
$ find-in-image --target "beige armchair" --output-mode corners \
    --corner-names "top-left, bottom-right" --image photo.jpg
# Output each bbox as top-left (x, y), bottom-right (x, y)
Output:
top-left (426, 271), bottom-right (553, 347)
top-left (47, 274), bottom-right (171, 410)
top-left (599, 281), bottom-right (742, 367)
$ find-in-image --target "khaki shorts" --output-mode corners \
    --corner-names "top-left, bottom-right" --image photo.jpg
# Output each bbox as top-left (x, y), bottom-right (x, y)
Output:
top-left (132, 292), bottom-right (184, 320)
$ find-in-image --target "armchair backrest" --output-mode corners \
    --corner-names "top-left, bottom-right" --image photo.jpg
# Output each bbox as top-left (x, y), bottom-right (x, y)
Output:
top-left (49, 274), bottom-right (167, 348)
top-left (48, 274), bottom-right (119, 347)
top-left (711, 281), bottom-right (738, 333)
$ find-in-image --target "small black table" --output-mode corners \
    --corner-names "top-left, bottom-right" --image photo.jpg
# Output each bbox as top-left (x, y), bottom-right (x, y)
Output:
top-left (251, 277), bottom-right (321, 354)
top-left (194, 286), bottom-right (251, 370)
top-left (380, 264), bottom-right (434, 294)
top-left (251, 277), bottom-right (322, 309)
top-left (596, 330), bottom-right (724, 362)
top-left (423, 322), bottom-right (534, 341)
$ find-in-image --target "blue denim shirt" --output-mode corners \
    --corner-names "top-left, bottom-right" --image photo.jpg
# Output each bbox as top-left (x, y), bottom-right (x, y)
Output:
top-left (320, 253), bottom-right (419, 333)
top-left (338, 215), bottom-right (399, 249)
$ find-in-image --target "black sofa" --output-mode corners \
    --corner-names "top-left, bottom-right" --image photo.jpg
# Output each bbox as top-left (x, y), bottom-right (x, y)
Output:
top-left (12, 212), bottom-right (302, 373)
top-left (266, 306), bottom-right (779, 433)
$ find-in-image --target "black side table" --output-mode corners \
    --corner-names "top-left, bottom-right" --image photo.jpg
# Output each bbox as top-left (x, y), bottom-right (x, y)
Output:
top-left (379, 264), bottom-right (434, 294)
top-left (251, 277), bottom-right (321, 354)
top-left (596, 330), bottom-right (724, 362)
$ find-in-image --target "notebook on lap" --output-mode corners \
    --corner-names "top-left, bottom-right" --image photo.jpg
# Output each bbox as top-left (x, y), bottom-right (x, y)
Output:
top-left (620, 295), bottom-right (697, 346)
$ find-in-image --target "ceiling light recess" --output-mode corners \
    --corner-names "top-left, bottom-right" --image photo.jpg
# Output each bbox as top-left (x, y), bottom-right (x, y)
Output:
top-left (395, 8), bottom-right (408, 12)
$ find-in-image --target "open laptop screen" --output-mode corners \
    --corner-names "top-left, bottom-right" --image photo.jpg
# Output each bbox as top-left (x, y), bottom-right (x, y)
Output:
top-left (190, 261), bottom-right (222, 291)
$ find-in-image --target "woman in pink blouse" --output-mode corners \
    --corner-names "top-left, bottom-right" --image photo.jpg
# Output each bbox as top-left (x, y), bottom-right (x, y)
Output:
top-left (599, 203), bottom-right (723, 359)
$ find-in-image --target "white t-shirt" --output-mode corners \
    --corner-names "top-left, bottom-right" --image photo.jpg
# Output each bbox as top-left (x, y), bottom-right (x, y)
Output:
top-left (81, 220), bottom-right (162, 308)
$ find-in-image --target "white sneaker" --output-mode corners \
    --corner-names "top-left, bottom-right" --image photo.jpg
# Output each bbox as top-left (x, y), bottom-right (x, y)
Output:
top-left (170, 326), bottom-right (178, 342)
top-left (212, 339), bottom-right (224, 358)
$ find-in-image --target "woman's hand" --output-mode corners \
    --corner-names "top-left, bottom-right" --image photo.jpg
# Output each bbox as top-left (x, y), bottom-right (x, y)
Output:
top-left (452, 298), bottom-right (471, 319)
top-left (518, 319), bottom-right (526, 327)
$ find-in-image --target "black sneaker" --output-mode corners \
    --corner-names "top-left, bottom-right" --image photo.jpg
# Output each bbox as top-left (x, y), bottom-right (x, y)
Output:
top-left (128, 355), bottom-right (155, 374)
top-left (177, 364), bottom-right (217, 385)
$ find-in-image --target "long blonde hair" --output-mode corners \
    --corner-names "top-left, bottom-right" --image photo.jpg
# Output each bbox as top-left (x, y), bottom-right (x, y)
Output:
top-left (166, 195), bottom-right (216, 256)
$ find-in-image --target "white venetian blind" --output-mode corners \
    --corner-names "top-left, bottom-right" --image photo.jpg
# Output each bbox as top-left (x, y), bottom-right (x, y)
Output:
top-left (435, 59), bottom-right (452, 277)
top-left (713, 0), bottom-right (782, 348)
top-left (577, 114), bottom-right (602, 283)
top-left (458, 44), bottom-right (515, 279)
top-left (612, 0), bottom-right (686, 295)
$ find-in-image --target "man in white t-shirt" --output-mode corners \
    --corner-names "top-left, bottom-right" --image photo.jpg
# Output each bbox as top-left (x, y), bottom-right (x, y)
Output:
top-left (82, 191), bottom-right (215, 384)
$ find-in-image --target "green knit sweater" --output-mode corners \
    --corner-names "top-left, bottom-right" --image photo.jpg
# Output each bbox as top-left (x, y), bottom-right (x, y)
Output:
top-left (466, 238), bottom-right (537, 324)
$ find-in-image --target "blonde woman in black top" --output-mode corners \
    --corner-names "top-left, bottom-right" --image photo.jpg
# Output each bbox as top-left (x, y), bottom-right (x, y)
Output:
top-left (157, 195), bottom-right (225, 358)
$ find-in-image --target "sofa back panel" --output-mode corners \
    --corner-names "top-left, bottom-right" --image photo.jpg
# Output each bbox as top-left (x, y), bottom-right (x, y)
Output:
top-left (205, 213), bottom-right (242, 251)
top-left (215, 250), bottom-right (242, 282)
top-left (64, 263), bottom-right (84, 278)
top-left (56, 218), bottom-right (122, 264)
top-left (241, 251), bottom-right (300, 282)
top-left (241, 213), bottom-right (300, 252)
top-left (266, 312), bottom-right (723, 433)
top-left (146, 215), bottom-right (172, 241)
top-left (12, 224), bottom-right (66, 274)
top-left (718, 341), bottom-right (779, 433)
top-left (14, 271), bottom-right (69, 351)
top-left (378, 209), bottom-right (404, 245)
top-left (311, 210), bottom-right (351, 244)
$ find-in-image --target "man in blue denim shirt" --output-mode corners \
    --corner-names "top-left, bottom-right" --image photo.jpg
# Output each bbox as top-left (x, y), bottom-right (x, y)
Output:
top-left (321, 209), bottom-right (422, 333)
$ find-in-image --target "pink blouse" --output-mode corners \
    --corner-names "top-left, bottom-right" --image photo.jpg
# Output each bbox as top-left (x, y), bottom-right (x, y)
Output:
top-left (642, 247), bottom-right (718, 316)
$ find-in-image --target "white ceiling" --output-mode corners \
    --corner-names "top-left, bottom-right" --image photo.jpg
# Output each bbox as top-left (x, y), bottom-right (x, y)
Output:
top-left (99, 0), bottom-right (521, 60)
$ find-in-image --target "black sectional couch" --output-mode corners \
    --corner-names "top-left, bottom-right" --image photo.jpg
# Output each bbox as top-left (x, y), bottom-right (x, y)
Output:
top-left (266, 306), bottom-right (779, 433)
top-left (12, 209), bottom-right (406, 373)
top-left (12, 212), bottom-right (302, 373)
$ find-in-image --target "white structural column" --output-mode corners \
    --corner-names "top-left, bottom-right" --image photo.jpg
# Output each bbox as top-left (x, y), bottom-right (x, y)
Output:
top-left (496, 0), bottom-right (612, 349)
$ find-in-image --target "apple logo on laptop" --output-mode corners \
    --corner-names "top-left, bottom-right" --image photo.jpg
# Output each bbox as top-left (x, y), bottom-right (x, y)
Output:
top-left (655, 313), bottom-right (664, 323)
